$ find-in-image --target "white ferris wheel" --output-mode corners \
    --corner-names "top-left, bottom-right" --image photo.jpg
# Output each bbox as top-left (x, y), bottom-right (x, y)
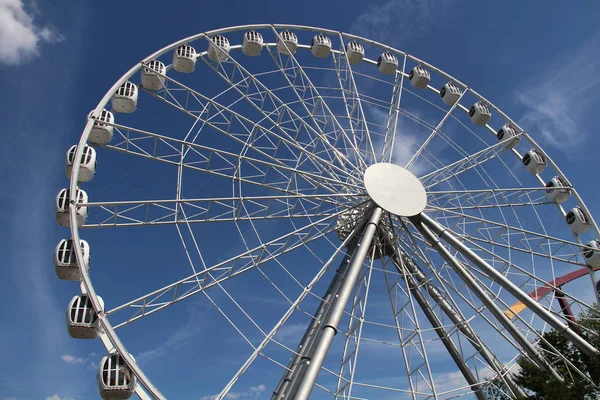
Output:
top-left (55, 24), bottom-right (600, 400)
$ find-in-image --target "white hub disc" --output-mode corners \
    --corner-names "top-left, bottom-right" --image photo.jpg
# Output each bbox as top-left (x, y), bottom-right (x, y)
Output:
top-left (363, 163), bottom-right (427, 217)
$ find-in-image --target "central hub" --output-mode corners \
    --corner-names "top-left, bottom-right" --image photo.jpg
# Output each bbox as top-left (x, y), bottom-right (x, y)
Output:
top-left (363, 163), bottom-right (427, 217)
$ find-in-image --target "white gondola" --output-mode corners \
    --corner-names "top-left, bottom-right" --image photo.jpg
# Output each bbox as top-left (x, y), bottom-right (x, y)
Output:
top-left (98, 353), bottom-right (137, 400)
top-left (377, 52), bottom-right (398, 76)
top-left (56, 188), bottom-right (88, 227)
top-left (311, 34), bottom-right (332, 59)
top-left (277, 30), bottom-right (298, 55)
top-left (65, 145), bottom-right (97, 182)
top-left (172, 44), bottom-right (196, 73)
top-left (522, 149), bottom-right (546, 175)
top-left (88, 109), bottom-right (114, 145)
top-left (111, 82), bottom-right (138, 114)
top-left (566, 206), bottom-right (592, 234)
top-left (67, 295), bottom-right (104, 339)
top-left (584, 240), bottom-right (600, 267)
top-left (141, 60), bottom-right (166, 90)
top-left (468, 101), bottom-right (491, 126)
top-left (496, 124), bottom-right (521, 149)
top-left (439, 82), bottom-right (462, 106)
top-left (242, 30), bottom-right (263, 56)
top-left (545, 176), bottom-right (571, 203)
top-left (345, 41), bottom-right (364, 65)
top-left (208, 35), bottom-right (230, 62)
top-left (55, 238), bottom-right (90, 281)
top-left (408, 65), bottom-right (430, 89)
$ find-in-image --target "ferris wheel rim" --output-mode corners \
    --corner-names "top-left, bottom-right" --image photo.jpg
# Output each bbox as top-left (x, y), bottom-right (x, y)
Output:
top-left (65, 23), bottom-right (600, 400)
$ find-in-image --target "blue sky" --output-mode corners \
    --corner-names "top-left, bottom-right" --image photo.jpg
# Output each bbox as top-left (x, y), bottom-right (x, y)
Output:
top-left (1, 1), bottom-right (600, 400)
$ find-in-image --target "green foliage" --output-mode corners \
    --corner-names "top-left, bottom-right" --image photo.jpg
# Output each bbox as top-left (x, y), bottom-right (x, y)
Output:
top-left (482, 377), bottom-right (513, 400)
top-left (514, 306), bottom-right (600, 399)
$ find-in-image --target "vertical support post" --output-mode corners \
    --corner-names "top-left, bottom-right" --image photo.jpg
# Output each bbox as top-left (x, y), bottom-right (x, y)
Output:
top-left (410, 216), bottom-right (564, 381)
top-left (390, 255), bottom-right (488, 400)
top-left (292, 207), bottom-right (383, 400)
top-left (555, 290), bottom-right (577, 329)
top-left (418, 212), bottom-right (599, 358)
top-left (272, 235), bottom-right (360, 399)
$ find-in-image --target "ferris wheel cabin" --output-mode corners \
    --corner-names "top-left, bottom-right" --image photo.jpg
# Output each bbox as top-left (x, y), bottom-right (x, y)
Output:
top-left (522, 149), bottom-right (546, 175)
top-left (377, 52), bottom-right (398, 76)
top-left (55, 188), bottom-right (88, 227)
top-left (208, 35), bottom-right (230, 62)
top-left (584, 240), bottom-right (600, 267)
top-left (440, 82), bottom-right (462, 106)
top-left (65, 145), bottom-right (96, 183)
top-left (345, 41), bottom-right (364, 65)
top-left (545, 176), bottom-right (571, 203)
top-left (111, 82), bottom-right (138, 114)
top-left (566, 206), bottom-right (592, 234)
top-left (242, 31), bottom-right (264, 56)
top-left (496, 124), bottom-right (521, 149)
top-left (277, 30), bottom-right (298, 55)
top-left (173, 45), bottom-right (197, 73)
top-left (468, 101), bottom-right (491, 126)
top-left (98, 353), bottom-right (137, 400)
top-left (311, 34), bottom-right (332, 59)
top-left (141, 60), bottom-right (166, 90)
top-left (67, 294), bottom-right (104, 339)
top-left (55, 238), bottom-right (90, 281)
top-left (88, 109), bottom-right (114, 145)
top-left (408, 65), bottom-right (430, 89)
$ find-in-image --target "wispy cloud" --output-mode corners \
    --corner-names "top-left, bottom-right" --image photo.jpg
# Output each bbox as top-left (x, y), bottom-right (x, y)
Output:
top-left (45, 396), bottom-right (74, 400)
top-left (350, 0), bottom-right (446, 47)
top-left (366, 104), bottom-right (433, 175)
top-left (60, 354), bottom-right (85, 365)
top-left (516, 37), bottom-right (600, 150)
top-left (136, 303), bottom-right (205, 365)
top-left (0, 0), bottom-right (64, 65)
top-left (274, 322), bottom-right (307, 343)
top-left (200, 384), bottom-right (266, 400)
top-left (61, 354), bottom-right (96, 371)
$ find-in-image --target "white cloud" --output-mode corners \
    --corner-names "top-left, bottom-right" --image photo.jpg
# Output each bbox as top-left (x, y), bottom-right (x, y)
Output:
top-left (366, 103), bottom-right (433, 176)
top-left (350, 0), bottom-right (445, 46)
top-left (200, 384), bottom-right (266, 400)
top-left (60, 354), bottom-right (85, 365)
top-left (516, 37), bottom-right (600, 150)
top-left (61, 354), bottom-right (96, 371)
top-left (274, 322), bottom-right (308, 342)
top-left (136, 303), bottom-right (205, 365)
top-left (0, 0), bottom-right (63, 65)
top-left (45, 396), bottom-right (74, 400)
top-left (1, 397), bottom-right (18, 400)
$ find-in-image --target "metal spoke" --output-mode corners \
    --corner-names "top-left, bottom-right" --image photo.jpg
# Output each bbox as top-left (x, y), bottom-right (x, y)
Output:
top-left (81, 194), bottom-right (360, 228)
top-left (144, 66), bottom-right (361, 188)
top-left (380, 55), bottom-right (407, 163)
top-left (333, 33), bottom-right (377, 166)
top-left (107, 209), bottom-right (349, 327)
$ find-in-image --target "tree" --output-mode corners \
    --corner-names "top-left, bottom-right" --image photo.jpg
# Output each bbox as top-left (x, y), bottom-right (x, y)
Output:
top-left (514, 306), bottom-right (600, 399)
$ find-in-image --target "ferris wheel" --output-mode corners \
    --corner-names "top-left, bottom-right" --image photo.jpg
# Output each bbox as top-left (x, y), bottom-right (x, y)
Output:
top-left (54, 24), bottom-right (600, 400)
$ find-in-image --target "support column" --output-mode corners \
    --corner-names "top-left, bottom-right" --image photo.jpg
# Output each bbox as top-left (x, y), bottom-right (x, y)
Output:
top-left (419, 212), bottom-right (599, 358)
top-left (410, 217), bottom-right (564, 381)
top-left (390, 255), bottom-right (488, 400)
top-left (272, 237), bottom-right (360, 399)
top-left (292, 207), bottom-right (383, 400)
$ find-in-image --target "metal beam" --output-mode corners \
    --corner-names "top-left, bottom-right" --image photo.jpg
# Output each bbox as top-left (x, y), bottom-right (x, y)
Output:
top-left (410, 217), bottom-right (564, 381)
top-left (419, 212), bottom-right (600, 358)
top-left (272, 235), bottom-right (361, 399)
top-left (398, 253), bottom-right (526, 399)
top-left (390, 255), bottom-right (488, 400)
top-left (290, 207), bottom-right (383, 400)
